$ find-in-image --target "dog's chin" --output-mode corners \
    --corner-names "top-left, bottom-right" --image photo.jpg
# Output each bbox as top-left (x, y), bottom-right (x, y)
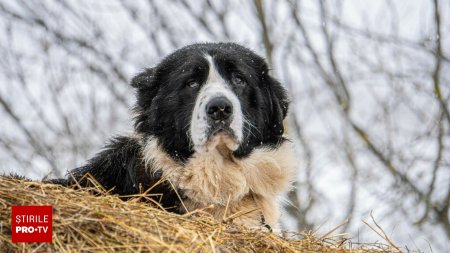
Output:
top-left (195, 128), bottom-right (240, 153)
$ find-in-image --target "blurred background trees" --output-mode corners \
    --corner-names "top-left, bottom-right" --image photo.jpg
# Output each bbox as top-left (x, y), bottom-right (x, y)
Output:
top-left (0, 0), bottom-right (448, 251)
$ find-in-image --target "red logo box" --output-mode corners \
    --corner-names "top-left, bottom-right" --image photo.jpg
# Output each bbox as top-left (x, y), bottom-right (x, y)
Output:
top-left (11, 206), bottom-right (52, 243)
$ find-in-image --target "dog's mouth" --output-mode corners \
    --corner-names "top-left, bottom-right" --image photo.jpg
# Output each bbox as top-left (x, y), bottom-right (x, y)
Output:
top-left (205, 124), bottom-right (239, 151)
top-left (207, 119), bottom-right (236, 138)
top-left (208, 127), bottom-right (237, 142)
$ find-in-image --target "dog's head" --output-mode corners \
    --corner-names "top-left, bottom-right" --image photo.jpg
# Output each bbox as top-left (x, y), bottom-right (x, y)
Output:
top-left (132, 43), bottom-right (289, 161)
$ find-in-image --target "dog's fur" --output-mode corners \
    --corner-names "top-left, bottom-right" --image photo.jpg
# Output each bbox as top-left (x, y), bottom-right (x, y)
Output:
top-left (53, 43), bottom-right (296, 228)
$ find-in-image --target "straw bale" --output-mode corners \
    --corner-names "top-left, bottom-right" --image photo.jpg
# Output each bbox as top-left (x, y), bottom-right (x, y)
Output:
top-left (0, 177), bottom-right (395, 252)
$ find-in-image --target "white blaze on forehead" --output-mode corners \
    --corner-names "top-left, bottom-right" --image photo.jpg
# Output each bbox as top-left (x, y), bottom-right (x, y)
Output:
top-left (190, 55), bottom-right (243, 152)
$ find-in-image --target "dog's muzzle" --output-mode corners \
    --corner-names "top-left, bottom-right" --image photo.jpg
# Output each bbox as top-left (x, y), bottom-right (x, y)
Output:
top-left (190, 68), bottom-right (243, 151)
top-left (206, 96), bottom-right (235, 137)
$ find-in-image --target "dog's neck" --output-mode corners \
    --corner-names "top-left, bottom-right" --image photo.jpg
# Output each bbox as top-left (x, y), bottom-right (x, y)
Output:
top-left (141, 136), bottom-right (296, 227)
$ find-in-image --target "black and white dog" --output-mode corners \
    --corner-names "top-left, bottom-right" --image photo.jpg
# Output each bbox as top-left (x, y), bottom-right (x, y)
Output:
top-left (55, 43), bottom-right (296, 228)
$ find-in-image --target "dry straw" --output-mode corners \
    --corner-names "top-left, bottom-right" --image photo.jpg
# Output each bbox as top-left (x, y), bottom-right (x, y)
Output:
top-left (0, 177), bottom-right (396, 252)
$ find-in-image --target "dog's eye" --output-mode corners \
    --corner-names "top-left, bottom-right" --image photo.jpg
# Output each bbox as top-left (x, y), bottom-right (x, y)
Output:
top-left (232, 73), bottom-right (246, 86)
top-left (187, 80), bottom-right (199, 88)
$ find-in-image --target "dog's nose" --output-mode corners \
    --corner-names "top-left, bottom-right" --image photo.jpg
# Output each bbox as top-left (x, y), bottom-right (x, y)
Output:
top-left (206, 97), bottom-right (233, 121)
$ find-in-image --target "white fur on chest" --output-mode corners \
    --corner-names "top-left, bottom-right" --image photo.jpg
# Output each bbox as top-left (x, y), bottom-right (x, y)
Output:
top-left (143, 137), bottom-right (296, 227)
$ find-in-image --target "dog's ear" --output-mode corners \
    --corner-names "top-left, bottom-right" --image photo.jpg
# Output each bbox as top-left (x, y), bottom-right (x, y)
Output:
top-left (130, 68), bottom-right (156, 89)
top-left (265, 76), bottom-right (289, 138)
top-left (131, 68), bottom-right (160, 133)
top-left (131, 68), bottom-right (160, 106)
